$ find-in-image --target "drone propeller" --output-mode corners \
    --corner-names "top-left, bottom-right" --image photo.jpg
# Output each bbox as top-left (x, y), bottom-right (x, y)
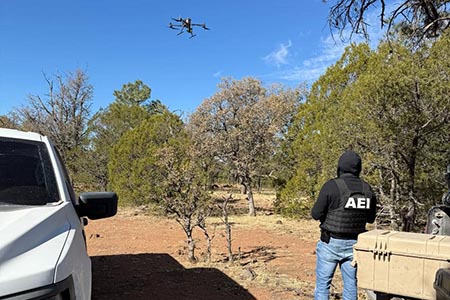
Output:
top-left (192, 23), bottom-right (210, 30)
top-left (168, 22), bottom-right (181, 29)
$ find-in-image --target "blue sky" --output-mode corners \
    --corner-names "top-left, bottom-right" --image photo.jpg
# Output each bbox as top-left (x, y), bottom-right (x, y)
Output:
top-left (0, 0), bottom-right (384, 116)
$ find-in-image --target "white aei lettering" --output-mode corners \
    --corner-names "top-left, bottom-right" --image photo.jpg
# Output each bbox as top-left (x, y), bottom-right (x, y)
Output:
top-left (357, 197), bottom-right (370, 209)
top-left (345, 197), bottom-right (371, 209)
top-left (345, 197), bottom-right (356, 209)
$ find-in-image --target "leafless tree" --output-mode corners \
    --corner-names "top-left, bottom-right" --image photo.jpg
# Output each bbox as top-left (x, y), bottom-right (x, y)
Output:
top-left (325, 0), bottom-right (450, 43)
top-left (155, 142), bottom-right (212, 263)
top-left (15, 69), bottom-right (93, 176)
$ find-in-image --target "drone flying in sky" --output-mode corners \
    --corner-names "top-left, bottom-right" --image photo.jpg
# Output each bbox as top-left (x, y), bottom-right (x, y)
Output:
top-left (168, 16), bottom-right (210, 38)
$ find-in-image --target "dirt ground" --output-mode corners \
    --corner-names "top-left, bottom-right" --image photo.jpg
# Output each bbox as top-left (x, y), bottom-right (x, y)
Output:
top-left (85, 191), bottom-right (361, 300)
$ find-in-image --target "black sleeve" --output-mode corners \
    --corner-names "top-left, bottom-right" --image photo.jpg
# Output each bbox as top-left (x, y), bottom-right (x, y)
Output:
top-left (311, 180), bottom-right (334, 221)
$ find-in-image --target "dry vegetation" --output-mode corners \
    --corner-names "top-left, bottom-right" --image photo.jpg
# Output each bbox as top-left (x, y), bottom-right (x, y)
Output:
top-left (86, 188), bottom-right (369, 299)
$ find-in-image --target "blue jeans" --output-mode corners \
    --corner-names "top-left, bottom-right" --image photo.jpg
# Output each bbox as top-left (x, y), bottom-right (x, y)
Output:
top-left (314, 237), bottom-right (357, 300)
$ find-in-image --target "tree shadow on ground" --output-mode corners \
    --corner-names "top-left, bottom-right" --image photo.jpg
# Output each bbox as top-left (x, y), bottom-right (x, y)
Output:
top-left (239, 246), bottom-right (278, 264)
top-left (209, 204), bottom-right (274, 217)
top-left (91, 253), bottom-right (256, 300)
top-left (213, 246), bottom-right (279, 266)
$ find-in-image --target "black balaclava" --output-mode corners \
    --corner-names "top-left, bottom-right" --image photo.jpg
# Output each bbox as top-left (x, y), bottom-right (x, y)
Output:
top-left (337, 150), bottom-right (362, 177)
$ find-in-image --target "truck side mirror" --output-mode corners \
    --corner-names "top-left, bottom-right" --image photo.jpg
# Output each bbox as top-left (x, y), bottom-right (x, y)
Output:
top-left (76, 192), bottom-right (118, 220)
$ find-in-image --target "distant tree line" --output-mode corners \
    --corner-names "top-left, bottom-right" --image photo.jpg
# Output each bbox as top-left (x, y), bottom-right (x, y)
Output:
top-left (1, 26), bottom-right (449, 260)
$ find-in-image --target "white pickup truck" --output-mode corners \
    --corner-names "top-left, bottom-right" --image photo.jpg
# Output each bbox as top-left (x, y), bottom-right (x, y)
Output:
top-left (0, 128), bottom-right (118, 300)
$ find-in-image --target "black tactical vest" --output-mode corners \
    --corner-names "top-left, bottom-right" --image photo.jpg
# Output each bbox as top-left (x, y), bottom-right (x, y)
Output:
top-left (321, 178), bottom-right (372, 235)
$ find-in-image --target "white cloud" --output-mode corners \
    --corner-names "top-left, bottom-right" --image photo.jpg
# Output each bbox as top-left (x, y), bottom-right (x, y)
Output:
top-left (266, 18), bottom-right (386, 83)
top-left (261, 5), bottom-right (390, 84)
top-left (277, 66), bottom-right (329, 82)
top-left (213, 70), bottom-right (222, 78)
top-left (263, 40), bottom-right (292, 68)
top-left (270, 35), bottom-right (347, 82)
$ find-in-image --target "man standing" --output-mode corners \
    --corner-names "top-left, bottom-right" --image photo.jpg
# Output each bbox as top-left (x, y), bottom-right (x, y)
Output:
top-left (311, 150), bottom-right (377, 300)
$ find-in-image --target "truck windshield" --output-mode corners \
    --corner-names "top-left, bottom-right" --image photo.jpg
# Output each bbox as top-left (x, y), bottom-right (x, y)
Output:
top-left (0, 137), bottom-right (59, 205)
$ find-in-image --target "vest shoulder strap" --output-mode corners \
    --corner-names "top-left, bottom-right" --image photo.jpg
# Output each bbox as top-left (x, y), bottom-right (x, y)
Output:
top-left (334, 178), bottom-right (349, 197)
top-left (334, 177), bottom-right (370, 199)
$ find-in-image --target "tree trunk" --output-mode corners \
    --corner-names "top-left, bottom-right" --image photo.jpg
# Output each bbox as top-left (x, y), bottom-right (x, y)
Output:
top-left (220, 195), bottom-right (233, 263)
top-left (100, 178), bottom-right (108, 192)
top-left (183, 217), bottom-right (196, 263)
top-left (225, 220), bottom-right (233, 263)
top-left (186, 231), bottom-right (196, 263)
top-left (205, 232), bottom-right (212, 262)
top-left (402, 135), bottom-right (419, 231)
top-left (389, 176), bottom-right (399, 230)
top-left (241, 183), bottom-right (247, 194)
top-left (247, 185), bottom-right (256, 216)
top-left (198, 224), bottom-right (214, 263)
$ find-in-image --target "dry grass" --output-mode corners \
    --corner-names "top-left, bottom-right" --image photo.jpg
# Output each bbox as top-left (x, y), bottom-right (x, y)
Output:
top-left (116, 188), bottom-right (370, 299)
top-left (201, 189), bottom-right (370, 299)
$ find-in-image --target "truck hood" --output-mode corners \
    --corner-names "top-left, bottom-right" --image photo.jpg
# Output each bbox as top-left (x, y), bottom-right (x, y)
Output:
top-left (0, 204), bottom-right (71, 297)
